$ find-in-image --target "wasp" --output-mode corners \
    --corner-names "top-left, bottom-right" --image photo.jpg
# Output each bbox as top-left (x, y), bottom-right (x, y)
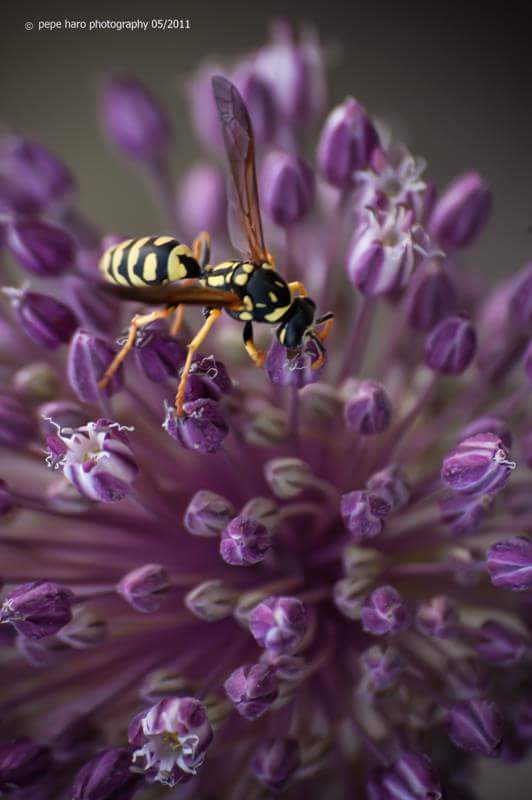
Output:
top-left (98, 76), bottom-right (334, 416)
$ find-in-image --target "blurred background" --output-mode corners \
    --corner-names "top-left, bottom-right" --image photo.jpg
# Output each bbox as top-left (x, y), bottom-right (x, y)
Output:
top-left (1, 1), bottom-right (530, 795)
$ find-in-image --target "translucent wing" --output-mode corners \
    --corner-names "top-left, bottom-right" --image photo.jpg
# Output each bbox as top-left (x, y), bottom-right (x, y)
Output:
top-left (102, 282), bottom-right (241, 309)
top-left (211, 76), bottom-right (269, 264)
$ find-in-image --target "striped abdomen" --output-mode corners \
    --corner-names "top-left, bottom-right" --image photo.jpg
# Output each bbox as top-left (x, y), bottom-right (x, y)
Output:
top-left (99, 236), bottom-right (201, 287)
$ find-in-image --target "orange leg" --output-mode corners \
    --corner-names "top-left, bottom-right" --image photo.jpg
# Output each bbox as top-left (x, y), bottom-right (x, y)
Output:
top-left (98, 307), bottom-right (175, 390)
top-left (316, 316), bottom-right (335, 343)
top-left (175, 310), bottom-right (222, 416)
top-left (170, 304), bottom-right (186, 337)
top-left (288, 281), bottom-right (308, 298)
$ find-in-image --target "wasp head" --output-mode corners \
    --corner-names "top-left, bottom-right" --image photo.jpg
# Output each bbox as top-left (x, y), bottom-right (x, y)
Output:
top-left (276, 297), bottom-right (317, 349)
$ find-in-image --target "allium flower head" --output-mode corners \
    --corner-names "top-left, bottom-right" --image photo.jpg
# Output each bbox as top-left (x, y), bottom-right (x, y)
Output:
top-left (0, 20), bottom-right (531, 800)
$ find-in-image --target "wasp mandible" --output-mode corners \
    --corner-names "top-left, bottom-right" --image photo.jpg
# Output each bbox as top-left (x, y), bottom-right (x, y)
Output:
top-left (98, 76), bottom-right (334, 415)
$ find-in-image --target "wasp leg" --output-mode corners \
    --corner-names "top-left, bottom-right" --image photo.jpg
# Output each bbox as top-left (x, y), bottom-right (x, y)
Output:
top-left (243, 321), bottom-right (266, 368)
top-left (266, 250), bottom-right (276, 267)
top-left (170, 305), bottom-right (186, 337)
top-left (193, 231), bottom-right (212, 267)
top-left (98, 307), bottom-right (175, 390)
top-left (175, 309), bottom-right (222, 416)
top-left (315, 312), bottom-right (335, 342)
top-left (308, 332), bottom-right (326, 371)
top-left (288, 281), bottom-right (308, 298)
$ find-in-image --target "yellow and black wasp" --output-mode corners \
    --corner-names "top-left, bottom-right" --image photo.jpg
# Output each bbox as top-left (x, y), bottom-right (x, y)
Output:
top-left (98, 76), bottom-right (334, 415)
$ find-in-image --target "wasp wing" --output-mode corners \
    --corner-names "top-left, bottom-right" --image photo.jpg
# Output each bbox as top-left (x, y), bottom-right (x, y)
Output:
top-left (101, 282), bottom-right (242, 309)
top-left (212, 76), bottom-right (269, 264)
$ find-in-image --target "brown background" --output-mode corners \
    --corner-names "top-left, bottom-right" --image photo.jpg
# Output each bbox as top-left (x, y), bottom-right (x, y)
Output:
top-left (1, 1), bottom-right (531, 796)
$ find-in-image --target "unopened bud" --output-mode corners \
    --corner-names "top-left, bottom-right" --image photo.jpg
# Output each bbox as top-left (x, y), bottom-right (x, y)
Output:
top-left (185, 580), bottom-right (235, 622)
top-left (117, 564), bottom-right (170, 613)
top-left (264, 458), bottom-right (313, 499)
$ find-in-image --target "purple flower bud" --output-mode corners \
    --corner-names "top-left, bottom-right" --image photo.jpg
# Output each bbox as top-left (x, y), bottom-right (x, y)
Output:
top-left (424, 315), bottom-right (477, 375)
top-left (251, 737), bottom-right (301, 791)
top-left (475, 620), bottom-right (527, 667)
top-left (72, 747), bottom-right (139, 800)
top-left (344, 380), bottom-right (392, 435)
top-left (224, 662), bottom-right (278, 720)
top-left (128, 697), bottom-right (212, 786)
top-left (341, 490), bottom-right (388, 542)
top-left (133, 324), bottom-right (186, 383)
top-left (0, 738), bottom-right (51, 791)
top-left (184, 490), bottom-right (235, 537)
top-left (459, 416), bottom-right (512, 449)
top-left (382, 752), bottom-right (442, 800)
top-left (441, 433), bottom-right (516, 496)
top-left (68, 330), bottom-right (124, 403)
top-left (164, 399), bottom-right (229, 454)
top-left (255, 21), bottom-right (326, 127)
top-left (5, 218), bottom-right (75, 276)
top-left (261, 151), bottom-right (315, 227)
top-left (117, 564), bottom-right (170, 613)
top-left (361, 585), bottom-right (410, 635)
top-left (347, 207), bottom-right (421, 296)
top-left (0, 136), bottom-right (75, 211)
top-left (0, 175), bottom-right (41, 215)
top-left (0, 393), bottom-right (36, 448)
top-left (440, 493), bottom-right (494, 535)
top-left (101, 77), bottom-right (171, 163)
top-left (429, 171), bottom-right (491, 251)
top-left (0, 580), bottom-right (73, 640)
top-left (487, 536), bottom-right (532, 591)
top-left (366, 465), bottom-right (410, 513)
top-left (49, 419), bottom-right (138, 503)
top-left (416, 596), bottom-right (458, 638)
top-left (361, 644), bottom-right (405, 691)
top-left (318, 98), bottom-right (379, 187)
top-left (250, 596), bottom-right (307, 656)
top-left (445, 698), bottom-right (503, 757)
top-left (266, 337), bottom-right (325, 388)
top-left (185, 579), bottom-right (235, 622)
top-left (233, 65), bottom-right (277, 144)
top-left (508, 262), bottom-right (532, 330)
top-left (406, 262), bottom-right (457, 332)
top-left (62, 275), bottom-right (118, 334)
top-left (185, 356), bottom-right (232, 402)
top-left (10, 290), bottom-right (78, 350)
top-left (220, 515), bottom-right (271, 566)
top-left (176, 163), bottom-right (227, 239)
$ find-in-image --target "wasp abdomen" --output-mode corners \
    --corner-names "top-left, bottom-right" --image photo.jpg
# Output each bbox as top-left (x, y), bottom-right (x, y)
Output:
top-left (99, 236), bottom-right (201, 287)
